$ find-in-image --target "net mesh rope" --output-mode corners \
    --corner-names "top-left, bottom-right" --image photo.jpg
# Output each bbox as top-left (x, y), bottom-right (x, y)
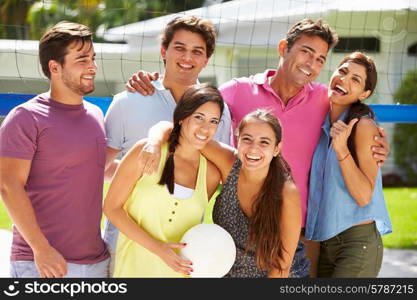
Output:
top-left (0, 0), bottom-right (416, 102)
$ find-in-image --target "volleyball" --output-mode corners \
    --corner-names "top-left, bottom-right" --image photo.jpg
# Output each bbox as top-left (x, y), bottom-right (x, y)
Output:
top-left (180, 223), bottom-right (236, 278)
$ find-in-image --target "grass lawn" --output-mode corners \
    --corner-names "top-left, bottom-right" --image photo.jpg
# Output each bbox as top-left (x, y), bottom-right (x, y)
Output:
top-left (0, 199), bottom-right (12, 230)
top-left (382, 187), bottom-right (417, 250)
top-left (1, 187), bottom-right (416, 250)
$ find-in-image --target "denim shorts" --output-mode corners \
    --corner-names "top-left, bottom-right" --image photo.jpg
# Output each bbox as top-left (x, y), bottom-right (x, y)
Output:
top-left (289, 240), bottom-right (310, 278)
top-left (10, 258), bottom-right (110, 278)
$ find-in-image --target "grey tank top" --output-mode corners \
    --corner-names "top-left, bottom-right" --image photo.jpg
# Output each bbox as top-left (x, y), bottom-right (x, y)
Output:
top-left (213, 158), bottom-right (268, 278)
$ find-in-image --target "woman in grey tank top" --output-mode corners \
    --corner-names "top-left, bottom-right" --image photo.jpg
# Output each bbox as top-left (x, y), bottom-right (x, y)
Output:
top-left (202, 109), bottom-right (303, 277)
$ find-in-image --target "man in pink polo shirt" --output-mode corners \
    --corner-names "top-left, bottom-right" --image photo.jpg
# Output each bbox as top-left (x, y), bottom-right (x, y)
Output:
top-left (221, 19), bottom-right (334, 229)
top-left (126, 18), bottom-right (389, 277)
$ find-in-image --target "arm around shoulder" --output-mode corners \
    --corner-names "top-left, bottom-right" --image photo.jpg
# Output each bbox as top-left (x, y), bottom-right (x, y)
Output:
top-left (206, 160), bottom-right (222, 199)
top-left (103, 139), bottom-right (148, 216)
top-left (201, 140), bottom-right (236, 183)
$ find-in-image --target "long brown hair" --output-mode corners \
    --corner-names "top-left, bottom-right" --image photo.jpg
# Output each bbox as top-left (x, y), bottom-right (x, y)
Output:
top-left (236, 109), bottom-right (293, 272)
top-left (158, 83), bottom-right (224, 194)
top-left (340, 52), bottom-right (378, 164)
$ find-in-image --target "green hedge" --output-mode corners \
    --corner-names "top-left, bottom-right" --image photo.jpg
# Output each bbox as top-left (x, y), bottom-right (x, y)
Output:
top-left (393, 69), bottom-right (417, 186)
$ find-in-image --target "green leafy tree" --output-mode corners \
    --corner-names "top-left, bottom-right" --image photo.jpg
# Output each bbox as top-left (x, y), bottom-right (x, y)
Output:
top-left (0, 0), bottom-right (34, 39)
top-left (27, 0), bottom-right (104, 40)
top-left (393, 69), bottom-right (417, 186)
top-left (3, 0), bottom-right (227, 40)
top-left (25, 0), bottom-right (208, 41)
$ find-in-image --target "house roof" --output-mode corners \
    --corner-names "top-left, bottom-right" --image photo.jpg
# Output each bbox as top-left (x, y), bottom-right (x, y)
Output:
top-left (99, 0), bottom-right (417, 46)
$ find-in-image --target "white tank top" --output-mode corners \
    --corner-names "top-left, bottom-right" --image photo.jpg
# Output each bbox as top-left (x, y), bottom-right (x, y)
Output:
top-left (172, 183), bottom-right (194, 200)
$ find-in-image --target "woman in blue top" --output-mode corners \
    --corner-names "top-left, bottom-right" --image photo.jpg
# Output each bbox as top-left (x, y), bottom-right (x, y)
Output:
top-left (305, 52), bottom-right (392, 277)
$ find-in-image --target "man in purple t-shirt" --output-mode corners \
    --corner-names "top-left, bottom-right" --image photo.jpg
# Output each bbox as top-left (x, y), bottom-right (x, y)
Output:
top-left (0, 22), bottom-right (109, 278)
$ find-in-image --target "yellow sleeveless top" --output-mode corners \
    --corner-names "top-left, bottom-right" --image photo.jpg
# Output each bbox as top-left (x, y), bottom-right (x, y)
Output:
top-left (114, 143), bottom-right (208, 277)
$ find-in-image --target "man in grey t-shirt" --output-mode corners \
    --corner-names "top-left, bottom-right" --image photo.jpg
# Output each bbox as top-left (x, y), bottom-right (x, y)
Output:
top-left (103, 16), bottom-right (232, 274)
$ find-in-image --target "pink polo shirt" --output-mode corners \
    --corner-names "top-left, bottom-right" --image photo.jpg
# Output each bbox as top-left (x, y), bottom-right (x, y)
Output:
top-left (220, 69), bottom-right (330, 227)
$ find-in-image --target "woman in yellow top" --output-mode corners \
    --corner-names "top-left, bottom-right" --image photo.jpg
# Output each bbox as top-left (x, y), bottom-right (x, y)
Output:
top-left (103, 84), bottom-right (223, 277)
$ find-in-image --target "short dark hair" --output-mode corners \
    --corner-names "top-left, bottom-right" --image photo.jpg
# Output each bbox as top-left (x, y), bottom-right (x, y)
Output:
top-left (286, 18), bottom-right (338, 52)
top-left (39, 21), bottom-right (93, 79)
top-left (160, 15), bottom-right (217, 59)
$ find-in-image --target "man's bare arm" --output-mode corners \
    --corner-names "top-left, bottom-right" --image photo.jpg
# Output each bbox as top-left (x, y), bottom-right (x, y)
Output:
top-left (0, 157), bottom-right (67, 278)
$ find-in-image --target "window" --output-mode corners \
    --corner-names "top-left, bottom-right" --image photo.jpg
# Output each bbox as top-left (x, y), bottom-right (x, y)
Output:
top-left (408, 42), bottom-right (417, 56)
top-left (334, 37), bottom-right (380, 53)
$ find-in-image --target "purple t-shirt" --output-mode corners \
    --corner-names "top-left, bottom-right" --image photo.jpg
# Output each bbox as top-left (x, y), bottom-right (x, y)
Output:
top-left (0, 93), bottom-right (109, 264)
top-left (220, 70), bottom-right (330, 227)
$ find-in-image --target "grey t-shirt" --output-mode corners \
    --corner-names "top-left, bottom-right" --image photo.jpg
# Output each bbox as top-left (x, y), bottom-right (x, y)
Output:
top-left (105, 78), bottom-right (232, 156)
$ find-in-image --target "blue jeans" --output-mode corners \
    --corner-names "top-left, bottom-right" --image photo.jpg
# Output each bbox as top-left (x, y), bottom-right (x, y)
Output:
top-left (289, 241), bottom-right (310, 278)
top-left (103, 219), bottom-right (119, 277)
top-left (10, 258), bottom-right (110, 278)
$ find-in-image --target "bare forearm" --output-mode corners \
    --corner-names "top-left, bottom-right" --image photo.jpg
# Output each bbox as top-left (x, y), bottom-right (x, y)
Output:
top-left (260, 195), bottom-right (300, 279)
top-left (104, 207), bottom-right (161, 254)
top-left (267, 242), bottom-right (297, 278)
top-left (268, 183), bottom-right (301, 278)
top-left (337, 151), bottom-right (374, 206)
top-left (104, 160), bottom-right (120, 182)
top-left (0, 183), bottom-right (49, 251)
top-left (268, 265), bottom-right (290, 278)
top-left (105, 147), bottom-right (120, 174)
top-left (331, 119), bottom-right (379, 207)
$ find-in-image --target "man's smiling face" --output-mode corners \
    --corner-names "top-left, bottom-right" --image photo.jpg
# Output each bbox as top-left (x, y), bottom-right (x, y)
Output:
top-left (161, 29), bottom-right (209, 84)
top-left (280, 34), bottom-right (329, 88)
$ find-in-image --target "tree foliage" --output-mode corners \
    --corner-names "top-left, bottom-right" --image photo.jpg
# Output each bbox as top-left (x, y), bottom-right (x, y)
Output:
top-left (393, 69), bottom-right (417, 186)
top-left (1, 0), bottom-right (212, 41)
top-left (0, 0), bottom-right (35, 39)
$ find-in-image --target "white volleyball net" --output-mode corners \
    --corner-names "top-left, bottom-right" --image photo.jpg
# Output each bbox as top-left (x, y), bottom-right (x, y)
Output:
top-left (0, 0), bottom-right (416, 103)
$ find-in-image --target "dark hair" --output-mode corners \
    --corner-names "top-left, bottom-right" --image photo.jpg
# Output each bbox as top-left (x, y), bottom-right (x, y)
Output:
top-left (39, 21), bottom-right (93, 79)
top-left (341, 52), bottom-right (378, 163)
top-left (236, 109), bottom-right (293, 272)
top-left (159, 83), bottom-right (224, 194)
top-left (286, 18), bottom-right (338, 52)
top-left (160, 15), bottom-right (216, 59)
